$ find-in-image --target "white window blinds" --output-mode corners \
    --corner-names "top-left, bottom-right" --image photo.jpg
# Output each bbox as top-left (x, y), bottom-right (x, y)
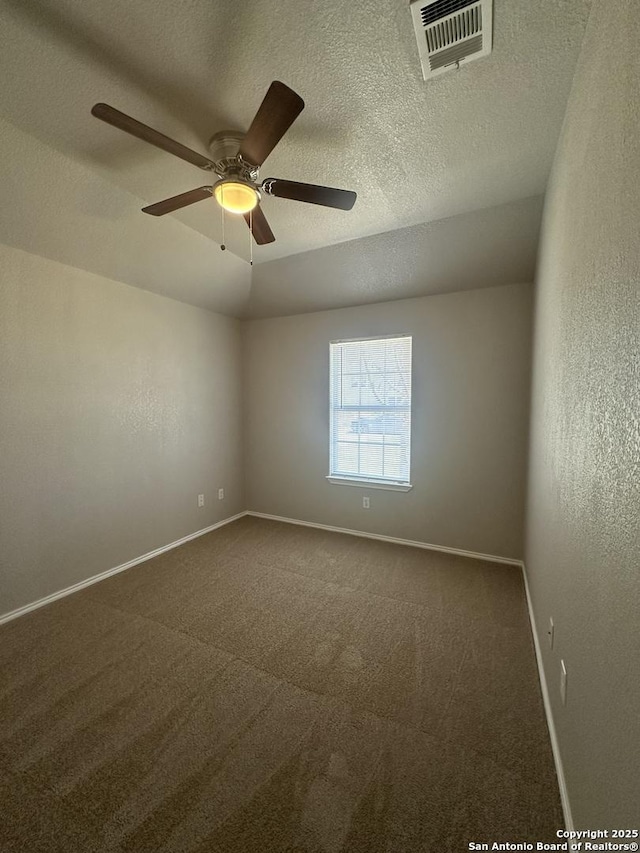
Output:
top-left (329, 336), bottom-right (412, 485)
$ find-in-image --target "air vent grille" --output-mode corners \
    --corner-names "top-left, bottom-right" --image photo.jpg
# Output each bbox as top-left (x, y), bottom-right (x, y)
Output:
top-left (411, 0), bottom-right (493, 81)
top-left (429, 34), bottom-right (483, 70)
top-left (425, 6), bottom-right (481, 52)
top-left (420, 0), bottom-right (475, 27)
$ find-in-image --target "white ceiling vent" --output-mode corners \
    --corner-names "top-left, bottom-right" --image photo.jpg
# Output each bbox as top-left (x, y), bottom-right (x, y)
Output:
top-left (410, 0), bottom-right (493, 81)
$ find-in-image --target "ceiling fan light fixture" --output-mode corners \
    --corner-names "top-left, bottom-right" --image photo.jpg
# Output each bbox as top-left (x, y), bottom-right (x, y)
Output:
top-left (213, 180), bottom-right (259, 214)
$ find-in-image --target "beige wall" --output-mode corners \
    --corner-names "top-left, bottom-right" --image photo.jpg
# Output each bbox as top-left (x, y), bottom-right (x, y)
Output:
top-left (0, 243), bottom-right (244, 616)
top-left (243, 282), bottom-right (532, 560)
top-left (525, 0), bottom-right (640, 827)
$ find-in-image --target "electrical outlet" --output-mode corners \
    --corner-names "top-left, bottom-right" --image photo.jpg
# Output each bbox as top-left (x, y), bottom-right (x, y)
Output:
top-left (363, 496), bottom-right (370, 509)
top-left (560, 660), bottom-right (567, 705)
top-left (197, 494), bottom-right (205, 508)
top-left (218, 488), bottom-right (224, 500)
top-left (548, 617), bottom-right (554, 650)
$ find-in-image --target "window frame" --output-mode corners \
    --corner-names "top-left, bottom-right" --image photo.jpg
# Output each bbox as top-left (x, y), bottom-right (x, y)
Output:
top-left (327, 334), bottom-right (413, 492)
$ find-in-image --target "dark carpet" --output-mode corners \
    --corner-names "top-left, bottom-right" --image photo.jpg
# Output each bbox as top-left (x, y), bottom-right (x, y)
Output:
top-left (0, 516), bottom-right (563, 852)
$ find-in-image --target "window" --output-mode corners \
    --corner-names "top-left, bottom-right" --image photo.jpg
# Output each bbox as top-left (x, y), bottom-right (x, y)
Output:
top-left (329, 336), bottom-right (412, 489)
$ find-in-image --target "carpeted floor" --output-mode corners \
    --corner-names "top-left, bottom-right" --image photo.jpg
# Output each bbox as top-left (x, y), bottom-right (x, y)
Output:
top-left (0, 516), bottom-right (563, 852)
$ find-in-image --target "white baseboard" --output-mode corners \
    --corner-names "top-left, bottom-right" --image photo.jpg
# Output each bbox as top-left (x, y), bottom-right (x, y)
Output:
top-left (0, 511), bottom-right (248, 626)
top-left (246, 511), bottom-right (522, 567)
top-left (521, 561), bottom-right (574, 832)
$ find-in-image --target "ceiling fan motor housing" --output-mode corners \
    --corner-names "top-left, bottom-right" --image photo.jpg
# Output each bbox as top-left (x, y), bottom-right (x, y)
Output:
top-left (208, 130), bottom-right (259, 183)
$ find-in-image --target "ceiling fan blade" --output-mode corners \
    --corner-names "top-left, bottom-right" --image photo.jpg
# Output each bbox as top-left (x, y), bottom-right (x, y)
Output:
top-left (91, 103), bottom-right (216, 171)
top-left (238, 81), bottom-right (304, 167)
top-left (243, 205), bottom-right (275, 245)
top-left (142, 186), bottom-right (213, 216)
top-left (262, 178), bottom-right (357, 210)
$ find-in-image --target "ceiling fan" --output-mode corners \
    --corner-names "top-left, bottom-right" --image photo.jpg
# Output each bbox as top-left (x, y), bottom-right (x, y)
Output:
top-left (91, 81), bottom-right (357, 246)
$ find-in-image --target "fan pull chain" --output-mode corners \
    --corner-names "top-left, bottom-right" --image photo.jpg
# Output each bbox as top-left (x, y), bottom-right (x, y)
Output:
top-left (220, 192), bottom-right (226, 251)
top-left (249, 209), bottom-right (253, 266)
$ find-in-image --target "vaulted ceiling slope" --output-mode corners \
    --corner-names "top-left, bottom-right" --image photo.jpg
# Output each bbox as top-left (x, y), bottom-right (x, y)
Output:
top-left (248, 195), bottom-right (543, 319)
top-left (0, 0), bottom-right (590, 315)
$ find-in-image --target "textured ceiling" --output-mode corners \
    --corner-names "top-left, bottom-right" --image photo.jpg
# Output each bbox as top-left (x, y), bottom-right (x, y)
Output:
top-left (0, 0), bottom-right (591, 314)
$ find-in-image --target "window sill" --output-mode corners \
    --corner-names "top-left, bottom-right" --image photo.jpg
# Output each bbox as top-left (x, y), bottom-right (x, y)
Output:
top-left (326, 476), bottom-right (413, 492)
